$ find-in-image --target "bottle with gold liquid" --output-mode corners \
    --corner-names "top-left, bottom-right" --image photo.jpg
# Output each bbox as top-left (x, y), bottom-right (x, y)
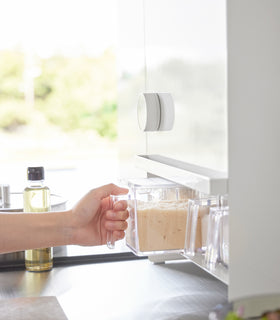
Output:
top-left (23, 166), bottom-right (53, 272)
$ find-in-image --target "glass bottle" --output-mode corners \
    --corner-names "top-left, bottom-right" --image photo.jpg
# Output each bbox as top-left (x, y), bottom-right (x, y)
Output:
top-left (23, 166), bottom-right (53, 272)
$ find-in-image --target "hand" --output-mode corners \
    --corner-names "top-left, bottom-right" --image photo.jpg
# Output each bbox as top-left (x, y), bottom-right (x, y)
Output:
top-left (70, 183), bottom-right (129, 246)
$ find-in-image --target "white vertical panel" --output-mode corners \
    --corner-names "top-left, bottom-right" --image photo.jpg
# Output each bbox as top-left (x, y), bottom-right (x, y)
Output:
top-left (117, 0), bottom-right (147, 179)
top-left (228, 0), bottom-right (280, 303)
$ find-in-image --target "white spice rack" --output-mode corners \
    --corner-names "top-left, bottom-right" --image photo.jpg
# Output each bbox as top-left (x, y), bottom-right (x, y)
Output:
top-left (134, 154), bottom-right (229, 284)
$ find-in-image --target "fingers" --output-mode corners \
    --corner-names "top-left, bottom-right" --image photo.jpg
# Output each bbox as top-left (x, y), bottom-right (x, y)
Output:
top-left (105, 217), bottom-right (127, 244)
top-left (106, 201), bottom-right (129, 220)
top-left (112, 200), bottom-right (127, 211)
top-left (106, 208), bottom-right (129, 221)
top-left (105, 206), bottom-right (128, 230)
top-left (111, 230), bottom-right (125, 241)
top-left (105, 219), bottom-right (128, 232)
top-left (92, 183), bottom-right (129, 200)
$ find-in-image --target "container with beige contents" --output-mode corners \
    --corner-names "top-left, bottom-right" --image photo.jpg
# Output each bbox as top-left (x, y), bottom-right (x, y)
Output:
top-left (125, 177), bottom-right (197, 256)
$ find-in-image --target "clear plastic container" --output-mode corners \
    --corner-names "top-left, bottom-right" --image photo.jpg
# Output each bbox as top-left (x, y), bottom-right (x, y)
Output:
top-left (219, 206), bottom-right (229, 267)
top-left (183, 193), bottom-right (229, 270)
top-left (126, 177), bottom-right (196, 256)
top-left (204, 206), bottom-right (223, 268)
top-left (184, 195), bottom-right (219, 257)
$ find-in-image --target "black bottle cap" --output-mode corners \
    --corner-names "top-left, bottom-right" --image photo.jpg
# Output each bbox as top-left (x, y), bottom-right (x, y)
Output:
top-left (27, 167), bottom-right (45, 181)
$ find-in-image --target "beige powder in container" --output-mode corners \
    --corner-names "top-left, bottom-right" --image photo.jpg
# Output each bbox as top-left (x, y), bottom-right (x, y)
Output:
top-left (136, 200), bottom-right (188, 252)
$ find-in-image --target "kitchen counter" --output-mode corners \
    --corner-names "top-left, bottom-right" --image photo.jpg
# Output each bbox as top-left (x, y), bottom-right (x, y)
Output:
top-left (0, 257), bottom-right (227, 320)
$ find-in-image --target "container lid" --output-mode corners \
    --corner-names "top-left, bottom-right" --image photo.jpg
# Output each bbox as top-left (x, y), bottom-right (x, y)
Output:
top-left (27, 167), bottom-right (44, 181)
top-left (127, 177), bottom-right (179, 189)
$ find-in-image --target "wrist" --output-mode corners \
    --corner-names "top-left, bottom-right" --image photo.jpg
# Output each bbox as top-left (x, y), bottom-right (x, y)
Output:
top-left (57, 209), bottom-right (77, 246)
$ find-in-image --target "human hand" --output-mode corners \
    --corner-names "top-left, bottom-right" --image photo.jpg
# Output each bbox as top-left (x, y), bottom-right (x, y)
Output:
top-left (70, 184), bottom-right (129, 247)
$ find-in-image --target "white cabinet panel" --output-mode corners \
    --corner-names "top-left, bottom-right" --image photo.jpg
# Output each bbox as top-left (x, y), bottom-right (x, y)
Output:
top-left (228, 0), bottom-right (280, 309)
top-left (144, 0), bottom-right (227, 172)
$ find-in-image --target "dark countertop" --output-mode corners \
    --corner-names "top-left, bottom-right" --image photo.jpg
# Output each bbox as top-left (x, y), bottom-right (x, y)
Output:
top-left (0, 257), bottom-right (227, 320)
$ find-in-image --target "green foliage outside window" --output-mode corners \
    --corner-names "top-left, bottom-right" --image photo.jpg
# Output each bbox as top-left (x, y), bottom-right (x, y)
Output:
top-left (0, 49), bottom-right (117, 140)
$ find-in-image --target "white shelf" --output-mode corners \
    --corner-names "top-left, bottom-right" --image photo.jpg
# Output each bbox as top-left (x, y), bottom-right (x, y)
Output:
top-left (181, 253), bottom-right (229, 285)
top-left (135, 154), bottom-right (228, 195)
top-left (135, 154), bottom-right (229, 284)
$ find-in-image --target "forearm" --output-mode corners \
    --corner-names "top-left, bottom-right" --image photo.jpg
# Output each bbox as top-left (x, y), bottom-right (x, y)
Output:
top-left (0, 210), bottom-right (75, 254)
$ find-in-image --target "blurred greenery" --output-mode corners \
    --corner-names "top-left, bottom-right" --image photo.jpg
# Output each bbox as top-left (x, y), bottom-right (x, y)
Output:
top-left (0, 51), bottom-right (24, 100)
top-left (0, 48), bottom-right (117, 139)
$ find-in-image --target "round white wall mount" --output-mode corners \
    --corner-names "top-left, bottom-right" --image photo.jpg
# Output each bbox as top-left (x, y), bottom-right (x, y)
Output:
top-left (137, 92), bottom-right (175, 132)
top-left (137, 93), bottom-right (161, 131)
top-left (157, 93), bottom-right (175, 131)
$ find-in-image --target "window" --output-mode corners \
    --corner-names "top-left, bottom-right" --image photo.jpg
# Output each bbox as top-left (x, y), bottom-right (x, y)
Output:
top-left (0, 0), bottom-right (120, 206)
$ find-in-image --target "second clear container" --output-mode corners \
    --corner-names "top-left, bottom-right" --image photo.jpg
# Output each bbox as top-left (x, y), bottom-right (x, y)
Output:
top-left (184, 195), bottom-right (219, 257)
